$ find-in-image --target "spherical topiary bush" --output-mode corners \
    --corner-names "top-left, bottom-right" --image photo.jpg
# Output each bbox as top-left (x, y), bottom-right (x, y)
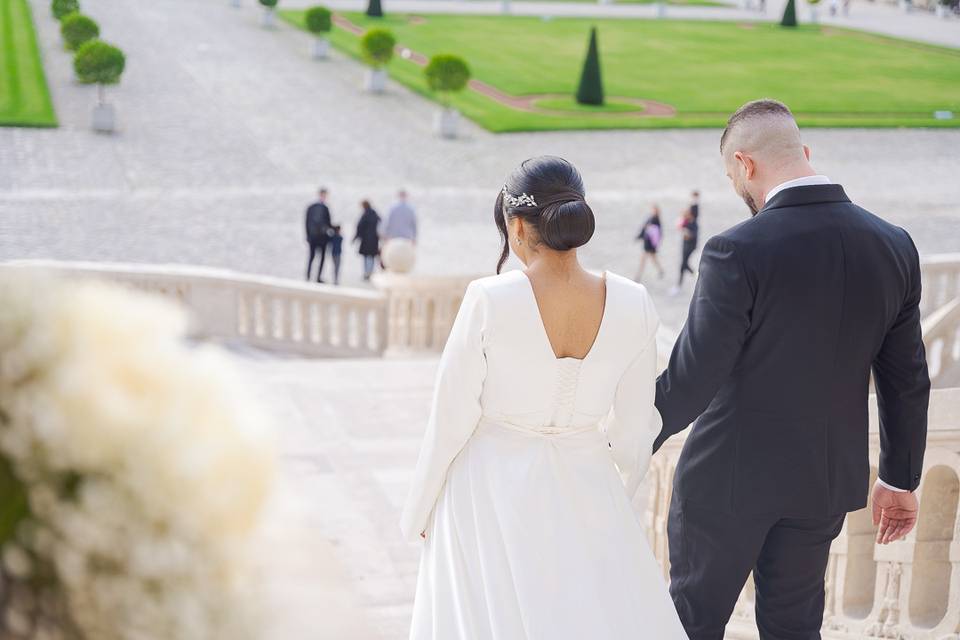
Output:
top-left (61, 13), bottom-right (99, 51)
top-left (259, 0), bottom-right (278, 6)
top-left (74, 40), bottom-right (125, 96)
top-left (424, 54), bottom-right (470, 105)
top-left (360, 28), bottom-right (395, 68)
top-left (51, 0), bottom-right (79, 20)
top-left (305, 6), bottom-right (332, 33)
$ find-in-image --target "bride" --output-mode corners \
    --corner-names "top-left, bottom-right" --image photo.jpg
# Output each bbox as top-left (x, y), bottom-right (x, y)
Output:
top-left (400, 156), bottom-right (687, 639)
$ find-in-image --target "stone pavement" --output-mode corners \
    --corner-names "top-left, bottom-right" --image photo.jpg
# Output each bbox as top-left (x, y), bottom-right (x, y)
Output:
top-left (290, 0), bottom-right (960, 48)
top-left (2, 0), bottom-right (958, 331)
top-left (245, 355), bottom-right (435, 638)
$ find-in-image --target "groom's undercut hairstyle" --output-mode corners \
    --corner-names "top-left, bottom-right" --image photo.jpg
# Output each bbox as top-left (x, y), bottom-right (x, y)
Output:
top-left (720, 99), bottom-right (805, 167)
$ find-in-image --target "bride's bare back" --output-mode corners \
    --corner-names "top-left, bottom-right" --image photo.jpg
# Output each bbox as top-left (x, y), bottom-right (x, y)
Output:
top-left (524, 267), bottom-right (607, 361)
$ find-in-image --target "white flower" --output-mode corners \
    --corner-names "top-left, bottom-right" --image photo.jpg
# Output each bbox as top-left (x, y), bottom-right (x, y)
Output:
top-left (0, 272), bottom-right (276, 639)
top-left (4, 607), bottom-right (33, 635)
top-left (2, 542), bottom-right (33, 578)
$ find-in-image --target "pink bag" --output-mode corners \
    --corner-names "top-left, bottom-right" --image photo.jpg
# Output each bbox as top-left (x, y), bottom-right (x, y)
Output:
top-left (645, 225), bottom-right (661, 248)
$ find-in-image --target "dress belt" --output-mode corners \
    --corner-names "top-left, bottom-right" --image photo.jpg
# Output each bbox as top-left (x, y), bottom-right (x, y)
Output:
top-left (479, 416), bottom-right (600, 437)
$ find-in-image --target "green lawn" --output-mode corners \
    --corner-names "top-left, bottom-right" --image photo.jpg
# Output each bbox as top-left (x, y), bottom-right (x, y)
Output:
top-left (281, 11), bottom-right (960, 132)
top-left (512, 0), bottom-right (726, 5)
top-left (0, 0), bottom-right (56, 127)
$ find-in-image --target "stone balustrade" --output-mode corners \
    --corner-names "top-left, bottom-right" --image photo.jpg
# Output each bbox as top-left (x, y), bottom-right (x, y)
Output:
top-left (5, 255), bottom-right (957, 362)
top-left (924, 298), bottom-right (960, 389)
top-left (643, 386), bottom-right (960, 639)
top-left (921, 254), bottom-right (960, 319)
top-left (0, 261), bottom-right (389, 358)
top-left (372, 272), bottom-right (477, 355)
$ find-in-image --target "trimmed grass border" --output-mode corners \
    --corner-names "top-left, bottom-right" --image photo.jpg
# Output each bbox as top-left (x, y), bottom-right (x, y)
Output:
top-left (281, 11), bottom-right (960, 132)
top-left (0, 0), bottom-right (57, 127)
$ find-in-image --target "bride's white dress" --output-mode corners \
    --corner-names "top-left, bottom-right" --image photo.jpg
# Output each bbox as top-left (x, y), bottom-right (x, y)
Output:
top-left (400, 270), bottom-right (687, 639)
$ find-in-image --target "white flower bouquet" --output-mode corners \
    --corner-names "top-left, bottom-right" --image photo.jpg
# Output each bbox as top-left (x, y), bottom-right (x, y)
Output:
top-left (0, 274), bottom-right (275, 640)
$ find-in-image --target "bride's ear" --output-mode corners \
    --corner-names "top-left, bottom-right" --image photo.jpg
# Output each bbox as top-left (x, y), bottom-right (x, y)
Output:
top-left (512, 218), bottom-right (526, 245)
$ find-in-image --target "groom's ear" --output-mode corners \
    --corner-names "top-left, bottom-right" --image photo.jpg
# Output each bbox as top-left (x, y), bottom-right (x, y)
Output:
top-left (803, 144), bottom-right (811, 161)
top-left (733, 151), bottom-right (755, 180)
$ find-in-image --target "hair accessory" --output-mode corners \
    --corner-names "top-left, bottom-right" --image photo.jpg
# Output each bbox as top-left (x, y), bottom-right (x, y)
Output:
top-left (502, 185), bottom-right (537, 208)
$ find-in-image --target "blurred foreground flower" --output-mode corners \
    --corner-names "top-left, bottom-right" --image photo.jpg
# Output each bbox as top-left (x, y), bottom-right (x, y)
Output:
top-left (0, 273), bottom-right (275, 640)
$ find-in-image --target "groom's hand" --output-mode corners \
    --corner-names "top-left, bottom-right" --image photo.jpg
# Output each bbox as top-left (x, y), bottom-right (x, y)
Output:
top-left (872, 481), bottom-right (919, 544)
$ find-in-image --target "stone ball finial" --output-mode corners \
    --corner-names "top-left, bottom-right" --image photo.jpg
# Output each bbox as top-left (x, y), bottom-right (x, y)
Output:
top-left (381, 239), bottom-right (416, 274)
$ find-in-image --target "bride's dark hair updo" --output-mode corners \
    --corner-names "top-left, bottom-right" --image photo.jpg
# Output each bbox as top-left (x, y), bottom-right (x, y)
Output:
top-left (494, 156), bottom-right (596, 274)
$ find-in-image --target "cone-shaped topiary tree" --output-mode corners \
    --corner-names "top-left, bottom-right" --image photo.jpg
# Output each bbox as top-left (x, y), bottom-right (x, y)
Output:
top-left (781, 0), bottom-right (798, 26)
top-left (366, 0), bottom-right (383, 18)
top-left (575, 27), bottom-right (604, 106)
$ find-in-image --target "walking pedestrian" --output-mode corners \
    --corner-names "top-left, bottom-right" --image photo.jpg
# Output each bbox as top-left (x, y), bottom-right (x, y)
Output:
top-left (305, 187), bottom-right (333, 283)
top-left (354, 200), bottom-right (381, 281)
top-left (383, 189), bottom-right (418, 244)
top-left (670, 207), bottom-right (699, 296)
top-left (635, 205), bottom-right (665, 281)
top-left (689, 190), bottom-right (701, 220)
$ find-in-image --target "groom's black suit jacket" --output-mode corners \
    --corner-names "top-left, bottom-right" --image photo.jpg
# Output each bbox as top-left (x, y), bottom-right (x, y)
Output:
top-left (654, 184), bottom-right (930, 518)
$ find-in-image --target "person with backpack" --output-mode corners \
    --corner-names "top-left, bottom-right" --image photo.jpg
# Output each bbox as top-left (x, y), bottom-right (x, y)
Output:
top-left (635, 204), bottom-right (665, 281)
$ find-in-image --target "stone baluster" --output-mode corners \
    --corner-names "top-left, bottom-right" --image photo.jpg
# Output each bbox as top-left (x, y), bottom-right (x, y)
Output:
top-left (867, 560), bottom-right (905, 638)
top-left (356, 306), bottom-right (370, 351)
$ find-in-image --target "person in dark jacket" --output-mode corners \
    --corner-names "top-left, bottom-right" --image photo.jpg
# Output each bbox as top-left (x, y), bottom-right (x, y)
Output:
top-left (669, 207), bottom-right (699, 295)
top-left (654, 99), bottom-right (929, 640)
top-left (635, 204), bottom-right (665, 281)
top-left (305, 187), bottom-right (333, 283)
top-left (354, 200), bottom-right (381, 281)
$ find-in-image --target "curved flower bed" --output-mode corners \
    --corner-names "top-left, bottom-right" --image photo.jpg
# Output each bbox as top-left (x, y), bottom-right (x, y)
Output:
top-left (0, 273), bottom-right (275, 639)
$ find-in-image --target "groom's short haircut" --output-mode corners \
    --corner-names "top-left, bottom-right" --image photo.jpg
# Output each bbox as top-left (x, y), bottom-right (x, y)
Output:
top-left (720, 99), bottom-right (805, 168)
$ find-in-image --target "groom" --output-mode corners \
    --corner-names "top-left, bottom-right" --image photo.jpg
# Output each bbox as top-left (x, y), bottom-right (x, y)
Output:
top-left (654, 99), bottom-right (930, 639)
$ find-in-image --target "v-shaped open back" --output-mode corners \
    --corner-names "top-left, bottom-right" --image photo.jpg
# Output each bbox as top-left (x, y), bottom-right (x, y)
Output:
top-left (520, 270), bottom-right (609, 362)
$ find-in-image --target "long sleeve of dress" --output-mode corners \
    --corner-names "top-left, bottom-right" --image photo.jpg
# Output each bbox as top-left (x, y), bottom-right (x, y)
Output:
top-left (606, 315), bottom-right (662, 501)
top-left (400, 281), bottom-right (488, 542)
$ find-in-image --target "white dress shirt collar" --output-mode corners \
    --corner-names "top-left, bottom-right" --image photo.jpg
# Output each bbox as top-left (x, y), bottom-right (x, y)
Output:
top-left (764, 175), bottom-right (833, 205)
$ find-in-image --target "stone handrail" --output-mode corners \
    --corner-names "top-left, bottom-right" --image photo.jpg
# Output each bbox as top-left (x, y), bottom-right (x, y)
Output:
top-left (921, 253), bottom-right (960, 319)
top-left (0, 261), bottom-right (389, 358)
top-left (643, 386), bottom-right (960, 639)
top-left (924, 297), bottom-right (960, 389)
top-left (3, 255), bottom-right (957, 364)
